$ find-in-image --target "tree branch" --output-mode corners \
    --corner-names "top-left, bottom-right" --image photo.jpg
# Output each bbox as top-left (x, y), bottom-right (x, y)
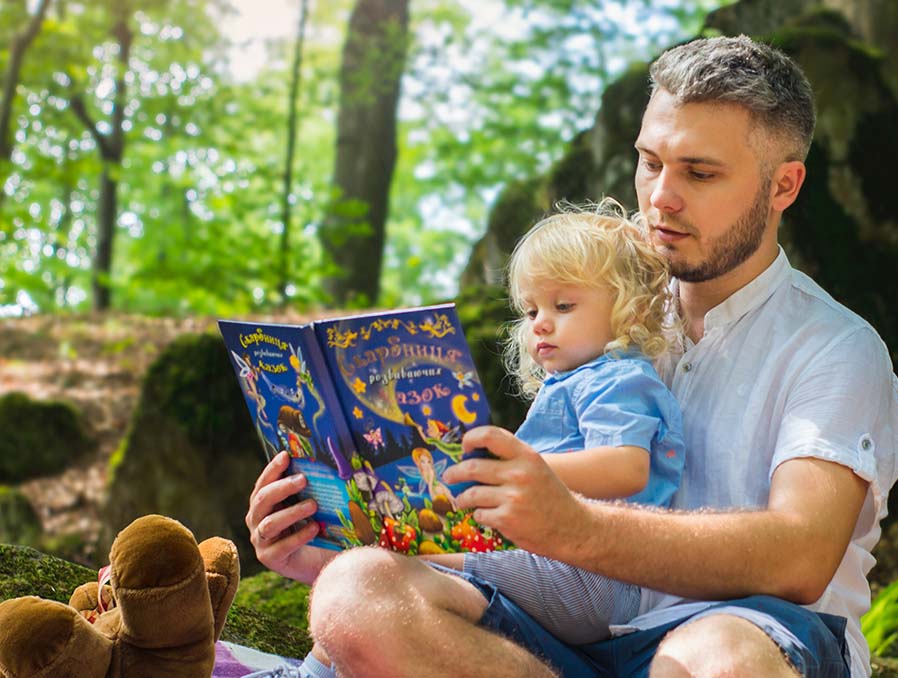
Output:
top-left (69, 93), bottom-right (110, 158)
top-left (0, 0), bottom-right (53, 160)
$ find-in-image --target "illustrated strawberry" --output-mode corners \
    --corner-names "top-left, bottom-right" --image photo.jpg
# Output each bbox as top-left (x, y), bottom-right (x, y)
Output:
top-left (378, 518), bottom-right (418, 553)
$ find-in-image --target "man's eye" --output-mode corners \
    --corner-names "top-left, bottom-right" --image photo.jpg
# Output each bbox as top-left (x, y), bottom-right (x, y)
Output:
top-left (689, 170), bottom-right (715, 181)
top-left (640, 159), bottom-right (661, 173)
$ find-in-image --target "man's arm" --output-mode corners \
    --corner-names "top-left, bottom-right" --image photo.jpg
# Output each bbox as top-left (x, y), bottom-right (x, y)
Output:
top-left (542, 445), bottom-right (649, 500)
top-left (447, 426), bottom-right (868, 604)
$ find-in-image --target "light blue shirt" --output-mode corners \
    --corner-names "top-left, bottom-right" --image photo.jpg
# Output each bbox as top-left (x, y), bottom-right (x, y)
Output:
top-left (515, 353), bottom-right (685, 507)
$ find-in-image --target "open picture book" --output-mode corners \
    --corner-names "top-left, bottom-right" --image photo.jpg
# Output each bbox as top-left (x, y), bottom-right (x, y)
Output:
top-left (219, 303), bottom-right (512, 555)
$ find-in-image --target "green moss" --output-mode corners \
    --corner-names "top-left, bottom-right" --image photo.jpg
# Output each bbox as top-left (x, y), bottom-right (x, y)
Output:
top-left (0, 392), bottom-right (94, 484)
top-left (0, 544), bottom-right (95, 604)
top-left (221, 603), bottom-right (313, 658)
top-left (234, 570), bottom-right (311, 631)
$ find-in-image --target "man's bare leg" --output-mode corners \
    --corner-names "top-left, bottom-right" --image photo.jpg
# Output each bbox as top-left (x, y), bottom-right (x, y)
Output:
top-left (309, 547), bottom-right (558, 678)
top-left (649, 614), bottom-right (800, 678)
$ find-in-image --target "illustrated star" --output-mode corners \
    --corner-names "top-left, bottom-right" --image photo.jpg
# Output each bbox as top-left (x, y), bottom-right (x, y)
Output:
top-left (352, 378), bottom-right (367, 394)
top-left (353, 406), bottom-right (363, 419)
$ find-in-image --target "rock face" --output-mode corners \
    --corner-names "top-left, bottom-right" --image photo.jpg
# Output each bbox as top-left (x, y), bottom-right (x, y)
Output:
top-left (0, 487), bottom-right (42, 548)
top-left (103, 333), bottom-right (264, 573)
top-left (0, 392), bottom-right (94, 484)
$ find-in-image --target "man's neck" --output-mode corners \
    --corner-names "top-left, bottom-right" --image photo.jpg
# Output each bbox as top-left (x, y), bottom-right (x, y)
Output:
top-left (678, 246), bottom-right (779, 343)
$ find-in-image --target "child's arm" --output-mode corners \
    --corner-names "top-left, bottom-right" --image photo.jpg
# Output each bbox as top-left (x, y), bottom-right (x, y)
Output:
top-left (542, 446), bottom-right (650, 500)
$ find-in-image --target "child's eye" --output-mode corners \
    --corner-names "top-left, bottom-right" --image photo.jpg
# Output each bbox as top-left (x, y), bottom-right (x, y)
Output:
top-left (556, 303), bottom-right (574, 312)
top-left (525, 309), bottom-right (538, 319)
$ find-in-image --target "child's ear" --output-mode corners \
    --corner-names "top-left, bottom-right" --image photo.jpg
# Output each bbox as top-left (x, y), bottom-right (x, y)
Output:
top-left (770, 160), bottom-right (806, 212)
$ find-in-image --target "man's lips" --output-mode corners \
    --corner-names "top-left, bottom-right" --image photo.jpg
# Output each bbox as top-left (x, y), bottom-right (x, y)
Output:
top-left (652, 224), bottom-right (690, 243)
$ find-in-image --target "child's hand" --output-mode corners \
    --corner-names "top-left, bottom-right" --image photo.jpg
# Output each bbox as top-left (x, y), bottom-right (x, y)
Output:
top-left (444, 426), bottom-right (590, 558)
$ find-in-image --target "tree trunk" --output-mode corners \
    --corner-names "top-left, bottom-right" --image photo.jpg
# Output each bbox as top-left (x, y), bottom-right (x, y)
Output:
top-left (319, 0), bottom-right (410, 307)
top-left (278, 0), bottom-right (310, 303)
top-left (70, 10), bottom-right (132, 311)
top-left (0, 0), bottom-right (52, 199)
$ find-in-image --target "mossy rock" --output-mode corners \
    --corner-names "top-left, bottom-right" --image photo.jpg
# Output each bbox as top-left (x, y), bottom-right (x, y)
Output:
top-left (457, 284), bottom-right (529, 431)
top-left (0, 486), bottom-right (42, 547)
top-left (234, 570), bottom-right (311, 632)
top-left (0, 391), bottom-right (94, 483)
top-left (0, 544), bottom-right (312, 659)
top-left (0, 544), bottom-right (94, 603)
top-left (103, 332), bottom-right (264, 574)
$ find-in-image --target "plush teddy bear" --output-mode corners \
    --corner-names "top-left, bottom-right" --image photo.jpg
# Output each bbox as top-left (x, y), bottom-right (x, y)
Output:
top-left (0, 514), bottom-right (240, 678)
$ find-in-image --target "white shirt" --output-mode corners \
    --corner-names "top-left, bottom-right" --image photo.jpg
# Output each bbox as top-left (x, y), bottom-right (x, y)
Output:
top-left (620, 248), bottom-right (898, 677)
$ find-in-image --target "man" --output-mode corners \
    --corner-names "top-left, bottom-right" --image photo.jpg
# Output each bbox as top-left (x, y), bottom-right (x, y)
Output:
top-left (246, 36), bottom-right (897, 677)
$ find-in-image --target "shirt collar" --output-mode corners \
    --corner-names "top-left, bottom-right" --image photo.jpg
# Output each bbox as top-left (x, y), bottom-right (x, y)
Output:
top-left (673, 246), bottom-right (791, 336)
top-left (544, 351), bottom-right (644, 385)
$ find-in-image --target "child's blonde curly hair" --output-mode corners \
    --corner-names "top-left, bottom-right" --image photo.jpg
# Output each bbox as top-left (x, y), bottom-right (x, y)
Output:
top-left (504, 198), bottom-right (674, 399)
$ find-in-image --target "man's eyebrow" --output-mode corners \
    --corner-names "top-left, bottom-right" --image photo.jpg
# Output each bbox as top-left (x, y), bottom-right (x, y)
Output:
top-left (634, 145), bottom-right (726, 166)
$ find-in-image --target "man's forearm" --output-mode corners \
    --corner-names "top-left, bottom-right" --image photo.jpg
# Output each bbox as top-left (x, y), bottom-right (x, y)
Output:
top-left (545, 458), bottom-right (867, 604)
top-left (552, 502), bottom-right (805, 601)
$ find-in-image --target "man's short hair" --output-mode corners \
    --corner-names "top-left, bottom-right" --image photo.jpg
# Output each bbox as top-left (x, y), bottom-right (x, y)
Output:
top-left (649, 35), bottom-right (816, 162)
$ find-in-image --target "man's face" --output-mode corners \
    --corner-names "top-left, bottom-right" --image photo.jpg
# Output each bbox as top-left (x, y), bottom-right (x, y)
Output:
top-left (634, 89), bottom-right (777, 284)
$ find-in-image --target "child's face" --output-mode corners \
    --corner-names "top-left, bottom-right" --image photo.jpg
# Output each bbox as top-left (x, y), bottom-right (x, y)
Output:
top-left (521, 282), bottom-right (615, 374)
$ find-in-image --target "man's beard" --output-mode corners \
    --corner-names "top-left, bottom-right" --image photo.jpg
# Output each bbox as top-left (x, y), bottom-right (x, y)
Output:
top-left (663, 177), bottom-right (772, 283)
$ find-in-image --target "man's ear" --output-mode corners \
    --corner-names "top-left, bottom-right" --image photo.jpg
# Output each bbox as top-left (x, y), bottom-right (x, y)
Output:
top-left (770, 160), bottom-right (806, 212)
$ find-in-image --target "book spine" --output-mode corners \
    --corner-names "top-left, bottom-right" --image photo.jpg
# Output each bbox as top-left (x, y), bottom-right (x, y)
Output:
top-left (299, 325), bottom-right (357, 479)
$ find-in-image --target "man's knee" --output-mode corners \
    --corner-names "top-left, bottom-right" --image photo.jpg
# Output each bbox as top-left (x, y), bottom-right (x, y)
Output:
top-left (649, 614), bottom-right (799, 678)
top-left (309, 547), bottom-right (408, 642)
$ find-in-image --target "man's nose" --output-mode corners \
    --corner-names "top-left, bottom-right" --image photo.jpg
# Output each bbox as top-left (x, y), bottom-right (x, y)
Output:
top-left (650, 168), bottom-right (684, 214)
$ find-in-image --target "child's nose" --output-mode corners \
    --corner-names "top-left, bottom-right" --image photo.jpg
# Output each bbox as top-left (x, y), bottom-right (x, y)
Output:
top-left (533, 313), bottom-right (552, 334)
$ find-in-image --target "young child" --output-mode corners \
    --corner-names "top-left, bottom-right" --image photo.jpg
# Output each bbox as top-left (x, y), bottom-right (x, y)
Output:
top-left (457, 199), bottom-right (686, 645)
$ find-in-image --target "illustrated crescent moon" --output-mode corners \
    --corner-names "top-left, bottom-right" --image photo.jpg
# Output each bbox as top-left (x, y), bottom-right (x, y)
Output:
top-left (451, 394), bottom-right (478, 425)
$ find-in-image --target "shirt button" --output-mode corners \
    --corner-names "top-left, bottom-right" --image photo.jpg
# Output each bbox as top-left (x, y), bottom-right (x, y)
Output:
top-left (682, 362), bottom-right (692, 373)
top-left (861, 437), bottom-right (873, 451)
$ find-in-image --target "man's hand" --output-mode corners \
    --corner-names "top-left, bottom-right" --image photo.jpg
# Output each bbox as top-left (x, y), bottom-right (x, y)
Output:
top-left (442, 426), bottom-right (589, 556)
top-left (245, 451), bottom-right (337, 584)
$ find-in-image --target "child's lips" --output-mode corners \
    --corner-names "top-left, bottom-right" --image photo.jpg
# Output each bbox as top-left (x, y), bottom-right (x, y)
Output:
top-left (536, 342), bottom-right (556, 356)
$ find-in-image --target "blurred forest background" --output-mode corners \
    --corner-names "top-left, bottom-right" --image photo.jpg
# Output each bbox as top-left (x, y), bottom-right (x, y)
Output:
top-left (4, 0), bottom-right (898, 668)
top-left (0, 0), bottom-right (723, 313)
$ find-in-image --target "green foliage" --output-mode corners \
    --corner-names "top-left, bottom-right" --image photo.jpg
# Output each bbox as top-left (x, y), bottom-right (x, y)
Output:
top-left (0, 0), bottom-right (725, 313)
top-left (865, 579), bottom-right (898, 657)
top-left (0, 392), bottom-right (93, 484)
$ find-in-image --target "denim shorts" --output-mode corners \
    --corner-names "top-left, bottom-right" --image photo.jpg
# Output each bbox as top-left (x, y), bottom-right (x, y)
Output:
top-left (437, 564), bottom-right (851, 677)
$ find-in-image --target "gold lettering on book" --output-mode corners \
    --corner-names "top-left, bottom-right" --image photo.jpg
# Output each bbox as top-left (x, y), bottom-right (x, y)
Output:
top-left (326, 313), bottom-right (456, 349)
top-left (239, 328), bottom-right (288, 351)
top-left (419, 314), bottom-right (455, 339)
top-left (258, 361), bottom-right (288, 374)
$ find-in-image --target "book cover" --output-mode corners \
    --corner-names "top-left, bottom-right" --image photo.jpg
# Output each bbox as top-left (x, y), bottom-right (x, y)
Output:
top-left (219, 304), bottom-right (511, 555)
